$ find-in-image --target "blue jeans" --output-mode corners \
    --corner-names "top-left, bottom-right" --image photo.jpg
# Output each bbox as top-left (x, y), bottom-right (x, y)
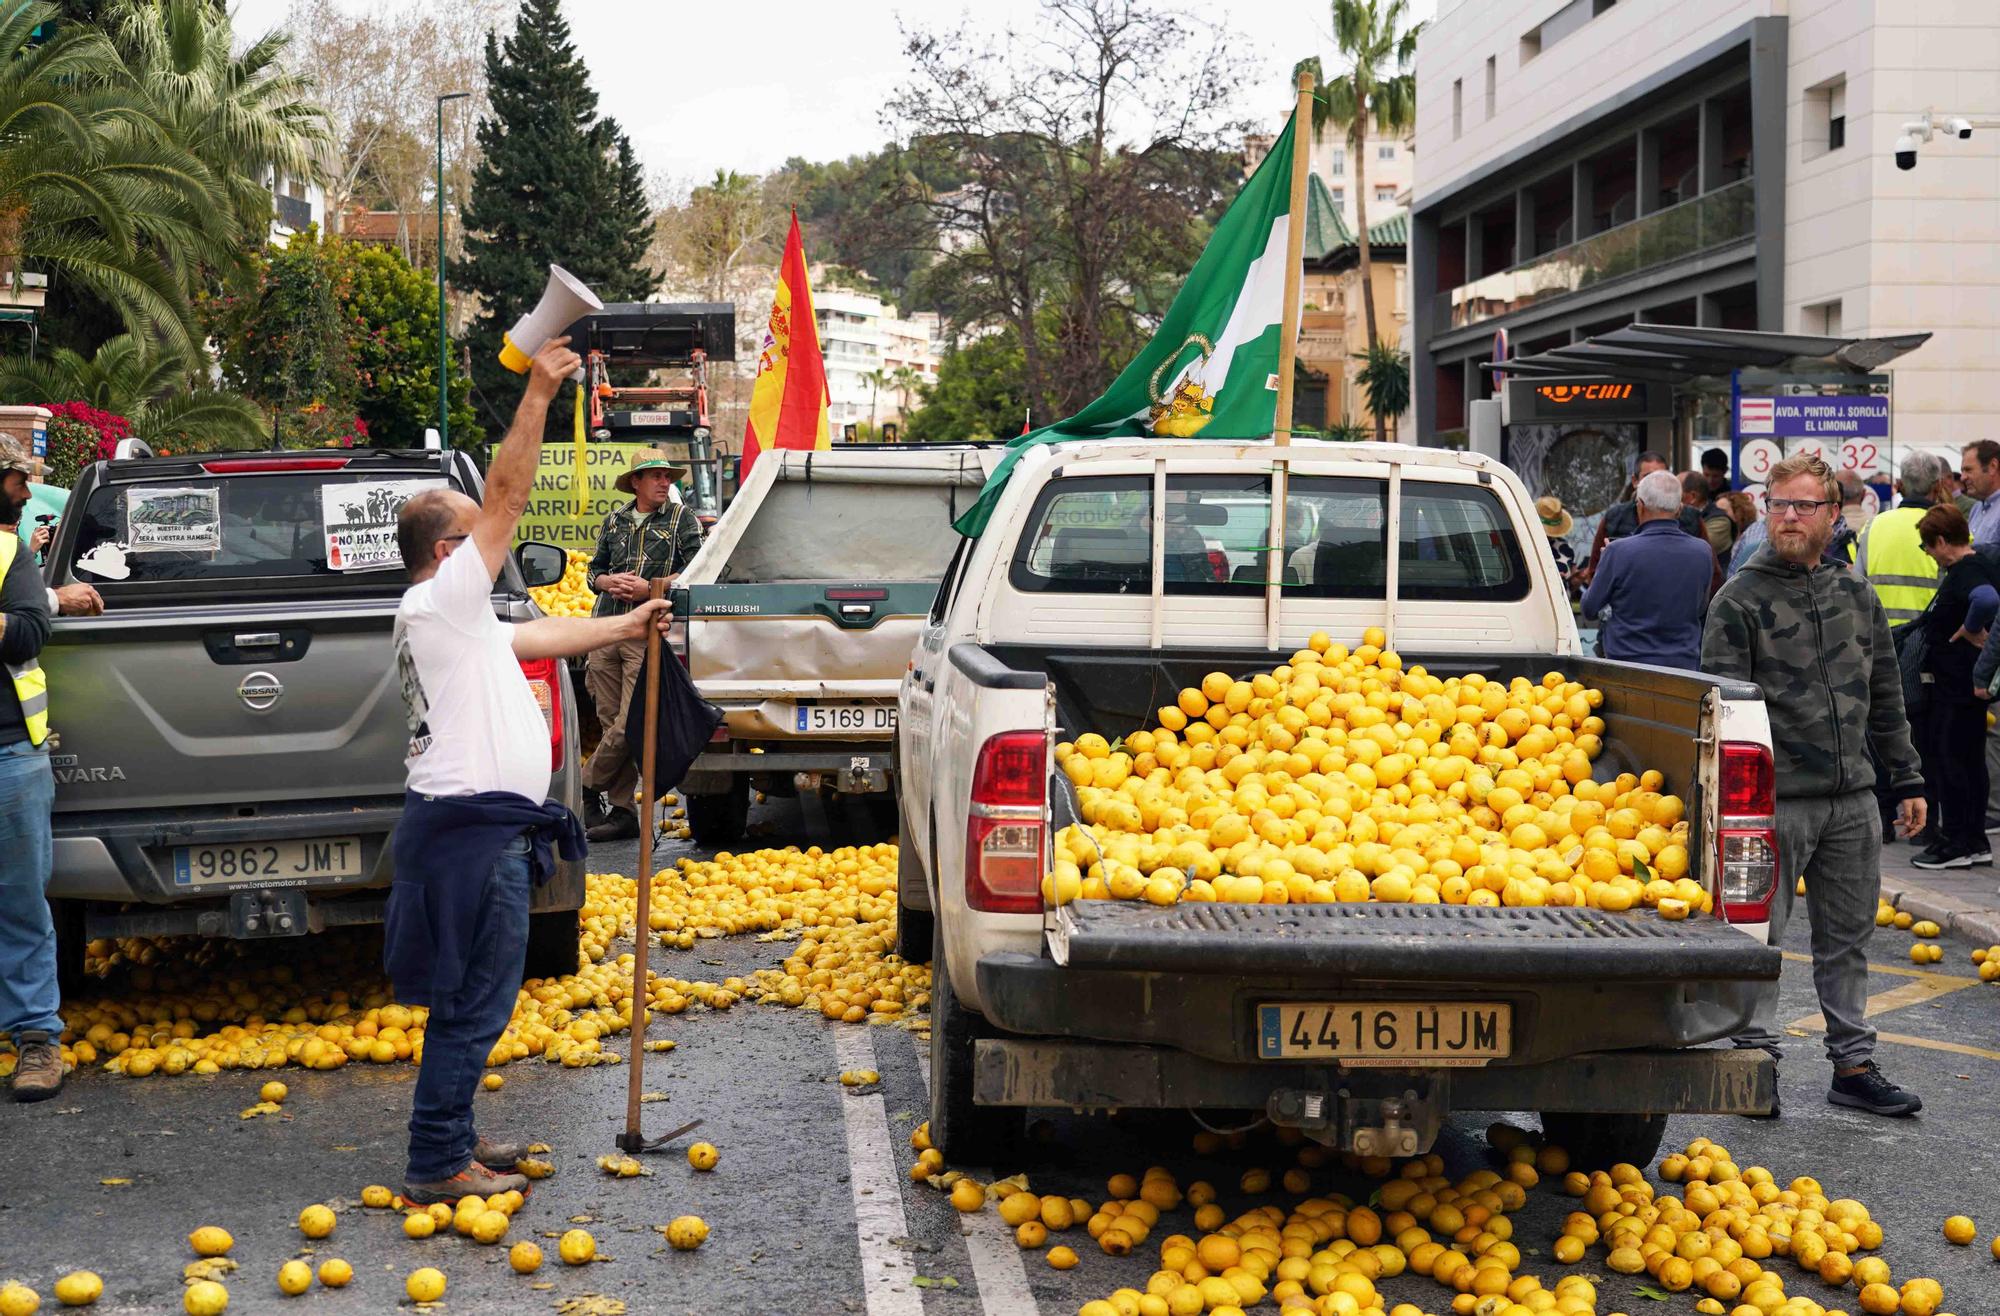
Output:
top-left (0, 739), bottom-right (57, 1042)
top-left (405, 835), bottom-right (530, 1182)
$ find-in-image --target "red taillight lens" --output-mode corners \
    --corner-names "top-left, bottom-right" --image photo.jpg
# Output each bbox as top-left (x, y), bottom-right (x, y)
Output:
top-left (1716, 741), bottom-right (1777, 922)
top-left (199, 457), bottom-right (351, 472)
top-left (1206, 549), bottom-right (1229, 581)
top-left (1719, 742), bottom-right (1774, 814)
top-left (518, 657), bottom-right (565, 769)
top-left (966, 731), bottom-right (1047, 913)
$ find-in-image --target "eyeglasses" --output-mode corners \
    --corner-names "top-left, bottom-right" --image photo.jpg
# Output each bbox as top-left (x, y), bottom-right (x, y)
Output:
top-left (1765, 498), bottom-right (1833, 518)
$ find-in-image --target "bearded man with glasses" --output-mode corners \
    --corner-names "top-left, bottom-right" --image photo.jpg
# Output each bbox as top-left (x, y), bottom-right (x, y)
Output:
top-left (1700, 453), bottom-right (1927, 1118)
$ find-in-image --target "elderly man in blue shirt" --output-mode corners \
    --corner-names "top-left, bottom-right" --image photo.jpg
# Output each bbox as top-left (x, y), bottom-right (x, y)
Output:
top-left (1963, 440), bottom-right (2000, 548)
top-left (1581, 469), bottom-right (1715, 670)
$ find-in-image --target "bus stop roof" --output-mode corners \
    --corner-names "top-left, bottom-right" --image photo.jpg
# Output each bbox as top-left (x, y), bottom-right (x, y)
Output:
top-left (1482, 324), bottom-right (1932, 384)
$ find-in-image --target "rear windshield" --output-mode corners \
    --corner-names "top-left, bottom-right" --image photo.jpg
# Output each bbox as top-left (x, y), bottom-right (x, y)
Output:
top-left (719, 479), bottom-right (967, 584)
top-left (1009, 473), bottom-right (1530, 601)
top-left (63, 469), bottom-right (461, 596)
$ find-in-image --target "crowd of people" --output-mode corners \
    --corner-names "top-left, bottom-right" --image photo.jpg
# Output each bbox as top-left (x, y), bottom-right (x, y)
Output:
top-left (1531, 442), bottom-right (2000, 1119)
top-left (1543, 442), bottom-right (2000, 876)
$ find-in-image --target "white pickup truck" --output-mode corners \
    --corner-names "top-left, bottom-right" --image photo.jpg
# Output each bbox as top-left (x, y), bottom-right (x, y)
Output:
top-left (898, 439), bottom-right (1783, 1165)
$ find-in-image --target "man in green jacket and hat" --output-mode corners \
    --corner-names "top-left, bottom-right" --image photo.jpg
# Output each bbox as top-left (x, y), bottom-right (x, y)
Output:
top-left (582, 446), bottom-right (703, 841)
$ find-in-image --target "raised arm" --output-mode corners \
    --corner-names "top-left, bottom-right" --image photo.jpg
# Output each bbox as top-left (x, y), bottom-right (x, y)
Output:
top-left (473, 337), bottom-right (581, 579)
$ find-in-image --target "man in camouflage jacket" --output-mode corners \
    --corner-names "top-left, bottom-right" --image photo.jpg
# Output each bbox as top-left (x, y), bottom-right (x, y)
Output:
top-left (1701, 453), bottom-right (1926, 1118)
top-left (583, 448), bottom-right (703, 841)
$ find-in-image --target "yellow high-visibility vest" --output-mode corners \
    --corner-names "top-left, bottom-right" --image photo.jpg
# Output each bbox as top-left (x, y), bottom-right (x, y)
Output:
top-left (0, 534), bottom-right (48, 746)
top-left (1861, 505), bottom-right (1940, 625)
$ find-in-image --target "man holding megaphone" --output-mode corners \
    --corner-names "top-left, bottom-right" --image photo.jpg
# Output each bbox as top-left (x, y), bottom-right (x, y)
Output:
top-left (384, 334), bottom-right (670, 1205)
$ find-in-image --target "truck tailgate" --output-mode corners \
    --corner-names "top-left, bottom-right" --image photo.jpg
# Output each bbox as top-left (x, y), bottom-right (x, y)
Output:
top-left (47, 600), bottom-right (406, 812)
top-left (1048, 901), bottom-right (1781, 983)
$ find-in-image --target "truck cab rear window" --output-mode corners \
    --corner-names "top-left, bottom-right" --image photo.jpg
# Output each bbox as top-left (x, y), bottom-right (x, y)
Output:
top-left (64, 471), bottom-right (445, 593)
top-left (1009, 474), bottom-right (1528, 602)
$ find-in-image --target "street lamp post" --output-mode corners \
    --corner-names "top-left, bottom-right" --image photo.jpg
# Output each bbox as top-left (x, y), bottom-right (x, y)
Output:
top-left (436, 91), bottom-right (471, 445)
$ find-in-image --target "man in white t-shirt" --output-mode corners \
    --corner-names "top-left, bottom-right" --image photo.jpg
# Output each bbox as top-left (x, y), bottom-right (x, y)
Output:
top-left (387, 336), bottom-right (672, 1205)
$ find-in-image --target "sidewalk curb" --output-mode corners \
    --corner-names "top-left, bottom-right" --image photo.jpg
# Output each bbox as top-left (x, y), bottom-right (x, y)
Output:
top-left (1881, 880), bottom-right (2000, 949)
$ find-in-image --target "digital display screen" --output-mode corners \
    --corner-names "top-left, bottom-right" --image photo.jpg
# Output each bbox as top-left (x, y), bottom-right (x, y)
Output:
top-left (1505, 377), bottom-right (1669, 422)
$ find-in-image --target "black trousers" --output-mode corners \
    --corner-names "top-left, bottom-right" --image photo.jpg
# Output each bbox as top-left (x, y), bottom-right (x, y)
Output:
top-left (1923, 696), bottom-right (1989, 852)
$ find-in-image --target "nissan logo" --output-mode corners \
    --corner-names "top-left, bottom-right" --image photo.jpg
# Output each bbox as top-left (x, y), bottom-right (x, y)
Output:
top-left (238, 671), bottom-right (284, 711)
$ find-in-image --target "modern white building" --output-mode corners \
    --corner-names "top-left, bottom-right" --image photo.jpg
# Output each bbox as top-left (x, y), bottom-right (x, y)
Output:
top-left (1247, 120), bottom-right (1415, 237)
top-left (812, 282), bottom-right (944, 437)
top-left (1410, 0), bottom-right (2000, 479)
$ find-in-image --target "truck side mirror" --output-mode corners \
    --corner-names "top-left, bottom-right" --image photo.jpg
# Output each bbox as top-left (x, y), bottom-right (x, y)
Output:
top-left (516, 540), bottom-right (566, 589)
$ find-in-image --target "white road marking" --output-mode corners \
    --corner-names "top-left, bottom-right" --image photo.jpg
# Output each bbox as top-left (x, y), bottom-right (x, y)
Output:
top-left (906, 1028), bottom-right (1040, 1316)
top-left (835, 1027), bottom-right (924, 1316)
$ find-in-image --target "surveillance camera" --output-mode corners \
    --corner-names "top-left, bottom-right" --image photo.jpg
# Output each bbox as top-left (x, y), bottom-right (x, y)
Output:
top-left (1894, 134), bottom-right (1919, 170)
top-left (1947, 116), bottom-right (1973, 139)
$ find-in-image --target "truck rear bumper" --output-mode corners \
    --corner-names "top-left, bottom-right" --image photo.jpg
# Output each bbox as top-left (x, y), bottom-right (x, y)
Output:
top-left (50, 799), bottom-right (584, 936)
top-left (972, 1038), bottom-right (1775, 1116)
top-left (683, 744), bottom-right (893, 795)
top-left (975, 949), bottom-right (1767, 1068)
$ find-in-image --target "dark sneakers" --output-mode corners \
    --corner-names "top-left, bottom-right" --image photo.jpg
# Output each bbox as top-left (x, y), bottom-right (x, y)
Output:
top-left (1828, 1062), bottom-right (1922, 1116)
top-left (586, 807), bottom-right (641, 843)
top-left (403, 1161), bottom-right (530, 1206)
top-left (9, 1032), bottom-right (64, 1103)
top-left (1912, 845), bottom-right (1974, 870)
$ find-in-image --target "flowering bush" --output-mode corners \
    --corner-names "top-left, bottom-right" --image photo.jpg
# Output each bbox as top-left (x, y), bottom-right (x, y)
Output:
top-left (43, 417), bottom-right (114, 488)
top-left (45, 402), bottom-right (132, 446)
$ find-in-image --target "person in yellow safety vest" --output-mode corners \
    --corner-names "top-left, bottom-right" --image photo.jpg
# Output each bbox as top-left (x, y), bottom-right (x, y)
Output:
top-left (1854, 450), bottom-right (1948, 626)
top-left (0, 436), bottom-right (58, 1103)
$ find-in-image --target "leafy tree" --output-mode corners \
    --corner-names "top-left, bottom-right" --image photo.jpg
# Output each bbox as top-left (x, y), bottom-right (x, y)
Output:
top-left (101, 0), bottom-right (330, 245)
top-left (339, 242), bottom-right (477, 446)
top-left (773, 147), bottom-right (961, 309)
top-left (0, 1), bottom-right (233, 360)
top-left (889, 0), bottom-right (1245, 421)
top-left (903, 331), bottom-right (1028, 444)
top-left (206, 225), bottom-right (357, 445)
top-left (1353, 340), bottom-right (1410, 435)
top-left (1297, 0), bottom-right (1421, 441)
top-left (0, 334), bottom-right (264, 449)
top-left (455, 0), bottom-right (655, 433)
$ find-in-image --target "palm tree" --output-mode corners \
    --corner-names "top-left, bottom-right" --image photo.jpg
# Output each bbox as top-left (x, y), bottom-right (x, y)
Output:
top-left (99, 0), bottom-right (332, 269)
top-left (0, 2), bottom-right (232, 359)
top-left (888, 364), bottom-right (922, 423)
top-left (1352, 341), bottom-right (1411, 440)
top-left (863, 366), bottom-right (891, 432)
top-left (0, 333), bottom-right (266, 448)
top-left (1298, 0), bottom-right (1421, 442)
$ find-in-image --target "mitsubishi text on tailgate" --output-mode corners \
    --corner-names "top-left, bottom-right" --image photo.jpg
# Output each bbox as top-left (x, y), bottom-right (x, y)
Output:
top-left (40, 449), bottom-right (585, 983)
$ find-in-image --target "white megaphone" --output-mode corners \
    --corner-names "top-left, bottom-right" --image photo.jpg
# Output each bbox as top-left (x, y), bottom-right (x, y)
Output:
top-left (498, 264), bottom-right (603, 379)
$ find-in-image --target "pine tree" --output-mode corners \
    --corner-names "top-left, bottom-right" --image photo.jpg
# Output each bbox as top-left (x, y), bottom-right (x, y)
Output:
top-left (455, 0), bottom-right (654, 433)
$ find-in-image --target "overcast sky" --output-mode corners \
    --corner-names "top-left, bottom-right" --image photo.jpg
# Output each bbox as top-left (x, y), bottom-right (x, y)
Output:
top-left (229, 0), bottom-right (1436, 183)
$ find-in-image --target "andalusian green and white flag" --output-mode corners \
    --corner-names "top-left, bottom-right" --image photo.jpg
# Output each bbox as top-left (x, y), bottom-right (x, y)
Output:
top-left (953, 114), bottom-right (1302, 536)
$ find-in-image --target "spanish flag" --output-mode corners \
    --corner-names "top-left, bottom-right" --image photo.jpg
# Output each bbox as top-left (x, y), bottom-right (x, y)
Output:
top-left (742, 213), bottom-right (830, 476)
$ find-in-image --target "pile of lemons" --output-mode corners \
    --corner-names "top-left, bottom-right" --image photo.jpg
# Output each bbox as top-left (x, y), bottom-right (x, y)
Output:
top-left (0, 845), bottom-right (917, 1082)
top-left (1047, 629), bottom-right (1708, 917)
top-left (935, 1123), bottom-right (1951, 1316)
top-left (528, 549), bottom-right (595, 617)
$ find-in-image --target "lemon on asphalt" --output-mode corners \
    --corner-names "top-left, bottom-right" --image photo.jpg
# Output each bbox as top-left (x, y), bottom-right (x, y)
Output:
top-left (259, 1081), bottom-right (286, 1103)
top-left (0, 1284), bottom-right (36, 1316)
top-left (1943, 1215), bottom-right (1976, 1244)
top-left (187, 1227), bottom-right (233, 1258)
top-left (296, 1204), bottom-right (335, 1239)
top-left (559, 1229), bottom-right (596, 1265)
top-left (50, 1273), bottom-right (100, 1309)
top-left (359, 1185), bottom-right (393, 1209)
top-left (315, 1260), bottom-right (351, 1288)
top-left (666, 1216), bottom-right (709, 1251)
top-left (276, 1262), bottom-right (311, 1296)
top-left (182, 1282), bottom-right (228, 1316)
top-left (403, 1211), bottom-right (436, 1239)
top-left (404, 1268), bottom-right (445, 1303)
top-left (509, 1242), bottom-right (543, 1274)
top-left (687, 1141), bottom-right (718, 1171)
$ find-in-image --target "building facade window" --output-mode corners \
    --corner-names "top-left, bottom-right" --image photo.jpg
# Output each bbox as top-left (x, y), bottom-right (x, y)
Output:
top-left (1378, 144), bottom-right (1396, 160)
top-left (1452, 79), bottom-right (1463, 139)
top-left (1484, 56), bottom-right (1496, 118)
top-left (1331, 152), bottom-right (1345, 177)
top-left (1802, 299), bottom-right (1842, 337)
top-left (1377, 187), bottom-right (1396, 203)
top-left (1807, 76), bottom-right (1847, 155)
top-left (1330, 188), bottom-right (1345, 207)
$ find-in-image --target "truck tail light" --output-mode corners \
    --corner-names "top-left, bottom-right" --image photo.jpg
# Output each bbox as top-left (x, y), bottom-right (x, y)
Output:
top-left (965, 730), bottom-right (1046, 914)
top-left (1716, 741), bottom-right (1778, 923)
top-left (518, 658), bottom-right (565, 770)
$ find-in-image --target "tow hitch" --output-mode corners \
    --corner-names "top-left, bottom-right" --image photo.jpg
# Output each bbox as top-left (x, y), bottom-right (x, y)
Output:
top-left (1267, 1075), bottom-right (1446, 1155)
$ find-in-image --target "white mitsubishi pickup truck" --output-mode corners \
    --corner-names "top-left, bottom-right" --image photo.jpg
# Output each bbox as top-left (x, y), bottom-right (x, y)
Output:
top-left (898, 439), bottom-right (1783, 1165)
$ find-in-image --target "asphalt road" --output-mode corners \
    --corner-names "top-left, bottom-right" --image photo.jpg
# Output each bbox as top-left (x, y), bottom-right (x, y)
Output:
top-left (5, 793), bottom-right (2000, 1316)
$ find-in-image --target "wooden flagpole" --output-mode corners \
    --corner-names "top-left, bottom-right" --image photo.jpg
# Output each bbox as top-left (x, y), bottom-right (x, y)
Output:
top-left (1266, 68), bottom-right (1316, 649)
